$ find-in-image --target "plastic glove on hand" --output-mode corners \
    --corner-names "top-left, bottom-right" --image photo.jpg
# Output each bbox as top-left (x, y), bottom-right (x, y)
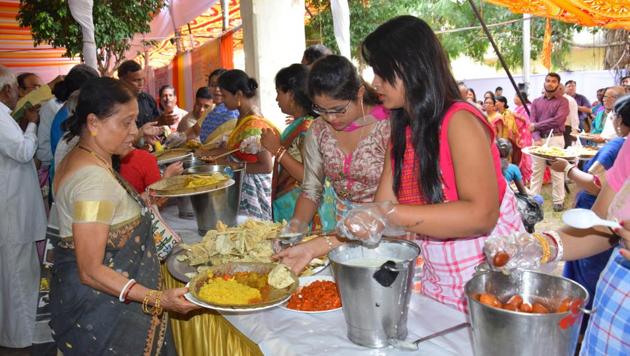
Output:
top-left (337, 201), bottom-right (398, 246)
top-left (164, 132), bottom-right (186, 148)
top-left (278, 219), bottom-right (309, 245)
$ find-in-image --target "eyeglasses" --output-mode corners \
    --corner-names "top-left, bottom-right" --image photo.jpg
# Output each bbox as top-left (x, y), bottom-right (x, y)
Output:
top-left (312, 100), bottom-right (351, 116)
top-left (603, 95), bottom-right (619, 100)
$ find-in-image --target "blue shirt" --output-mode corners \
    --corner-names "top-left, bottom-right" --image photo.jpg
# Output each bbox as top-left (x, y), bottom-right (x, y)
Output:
top-left (502, 164), bottom-right (522, 184)
top-left (50, 105), bottom-right (70, 157)
top-left (564, 137), bottom-right (625, 317)
top-left (574, 137), bottom-right (625, 209)
top-left (199, 103), bottom-right (239, 143)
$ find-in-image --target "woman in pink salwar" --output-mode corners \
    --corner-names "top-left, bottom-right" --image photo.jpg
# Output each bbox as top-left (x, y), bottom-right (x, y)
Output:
top-left (514, 91), bottom-right (533, 184)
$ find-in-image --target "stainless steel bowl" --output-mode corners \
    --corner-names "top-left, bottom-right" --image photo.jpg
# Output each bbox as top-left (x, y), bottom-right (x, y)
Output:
top-left (185, 163), bottom-right (244, 234)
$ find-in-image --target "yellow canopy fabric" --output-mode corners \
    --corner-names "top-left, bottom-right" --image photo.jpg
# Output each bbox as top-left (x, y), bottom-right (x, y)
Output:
top-left (485, 0), bottom-right (630, 29)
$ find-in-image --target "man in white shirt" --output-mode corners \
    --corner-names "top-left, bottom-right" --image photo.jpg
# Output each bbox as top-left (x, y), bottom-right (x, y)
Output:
top-left (561, 84), bottom-right (579, 147)
top-left (157, 84), bottom-right (187, 132)
top-left (0, 65), bottom-right (46, 348)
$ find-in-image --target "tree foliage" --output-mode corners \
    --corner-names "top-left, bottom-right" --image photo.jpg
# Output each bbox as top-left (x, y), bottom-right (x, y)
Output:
top-left (17, 0), bottom-right (163, 75)
top-left (306, 0), bottom-right (581, 72)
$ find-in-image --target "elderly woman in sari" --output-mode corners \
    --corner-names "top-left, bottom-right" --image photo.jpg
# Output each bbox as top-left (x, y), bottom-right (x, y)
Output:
top-left (274, 55), bottom-right (390, 269)
top-left (260, 64), bottom-right (336, 231)
top-left (50, 77), bottom-right (198, 355)
top-left (185, 68), bottom-right (239, 147)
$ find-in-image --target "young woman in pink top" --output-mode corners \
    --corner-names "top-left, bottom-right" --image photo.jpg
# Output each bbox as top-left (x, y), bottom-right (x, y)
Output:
top-left (341, 16), bottom-right (525, 312)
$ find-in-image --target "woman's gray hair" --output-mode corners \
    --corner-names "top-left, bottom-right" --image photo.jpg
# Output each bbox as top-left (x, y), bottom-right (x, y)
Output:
top-left (0, 64), bottom-right (16, 89)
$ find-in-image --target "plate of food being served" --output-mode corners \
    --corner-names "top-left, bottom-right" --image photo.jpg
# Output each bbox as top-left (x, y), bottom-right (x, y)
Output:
top-left (522, 146), bottom-right (577, 161)
top-left (184, 262), bottom-right (298, 312)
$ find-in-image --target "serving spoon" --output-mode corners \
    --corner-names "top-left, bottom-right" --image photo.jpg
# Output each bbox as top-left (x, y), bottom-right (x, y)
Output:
top-left (388, 322), bottom-right (470, 351)
top-left (562, 209), bottom-right (621, 230)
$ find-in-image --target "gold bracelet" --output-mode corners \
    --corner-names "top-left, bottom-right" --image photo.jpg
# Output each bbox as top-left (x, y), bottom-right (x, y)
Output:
top-left (142, 291), bottom-right (152, 314)
top-left (532, 233), bottom-right (551, 264)
top-left (153, 292), bottom-right (163, 316)
top-left (142, 290), bottom-right (159, 314)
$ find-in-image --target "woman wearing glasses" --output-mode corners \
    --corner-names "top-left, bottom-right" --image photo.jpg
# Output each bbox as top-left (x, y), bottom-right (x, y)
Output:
top-left (338, 16), bottom-right (524, 312)
top-left (274, 55), bottom-right (389, 267)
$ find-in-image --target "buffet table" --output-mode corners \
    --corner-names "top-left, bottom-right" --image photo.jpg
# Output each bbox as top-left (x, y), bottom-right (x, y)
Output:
top-left (162, 205), bottom-right (474, 356)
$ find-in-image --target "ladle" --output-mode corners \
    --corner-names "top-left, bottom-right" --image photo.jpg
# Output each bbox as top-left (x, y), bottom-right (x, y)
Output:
top-left (388, 322), bottom-right (470, 351)
top-left (562, 208), bottom-right (621, 230)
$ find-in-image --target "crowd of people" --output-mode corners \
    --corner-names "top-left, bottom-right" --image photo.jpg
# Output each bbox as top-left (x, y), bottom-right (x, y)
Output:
top-left (0, 14), bottom-right (628, 356)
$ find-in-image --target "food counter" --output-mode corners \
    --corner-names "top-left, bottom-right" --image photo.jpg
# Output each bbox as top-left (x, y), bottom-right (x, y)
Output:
top-left (162, 205), bottom-right (474, 356)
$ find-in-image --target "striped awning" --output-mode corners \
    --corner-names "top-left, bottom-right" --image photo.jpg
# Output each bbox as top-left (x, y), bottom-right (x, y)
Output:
top-left (0, 0), bottom-right (80, 79)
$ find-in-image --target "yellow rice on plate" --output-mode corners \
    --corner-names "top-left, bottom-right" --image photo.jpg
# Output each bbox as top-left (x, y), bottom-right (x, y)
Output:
top-left (197, 276), bottom-right (262, 305)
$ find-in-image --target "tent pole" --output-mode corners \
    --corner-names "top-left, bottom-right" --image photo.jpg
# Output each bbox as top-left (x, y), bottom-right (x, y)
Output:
top-left (466, 0), bottom-right (530, 116)
top-left (523, 14), bottom-right (531, 93)
top-left (221, 0), bottom-right (229, 32)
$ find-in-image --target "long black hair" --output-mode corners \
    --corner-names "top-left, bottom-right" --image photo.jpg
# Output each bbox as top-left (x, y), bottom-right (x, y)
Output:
top-left (62, 77), bottom-right (136, 141)
top-left (307, 55), bottom-right (380, 106)
top-left (361, 15), bottom-right (461, 203)
top-left (275, 63), bottom-right (314, 115)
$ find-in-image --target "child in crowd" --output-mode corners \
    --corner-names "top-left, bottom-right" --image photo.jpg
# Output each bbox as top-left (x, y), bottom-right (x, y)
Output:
top-left (497, 138), bottom-right (543, 232)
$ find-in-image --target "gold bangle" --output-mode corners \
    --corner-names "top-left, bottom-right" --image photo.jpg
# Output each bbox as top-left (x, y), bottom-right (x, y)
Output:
top-left (533, 233), bottom-right (551, 264)
top-left (153, 292), bottom-right (163, 316)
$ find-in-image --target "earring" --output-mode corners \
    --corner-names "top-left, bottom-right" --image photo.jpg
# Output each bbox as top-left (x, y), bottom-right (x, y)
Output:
top-left (359, 101), bottom-right (367, 124)
top-left (90, 130), bottom-right (97, 137)
top-left (237, 100), bottom-right (241, 107)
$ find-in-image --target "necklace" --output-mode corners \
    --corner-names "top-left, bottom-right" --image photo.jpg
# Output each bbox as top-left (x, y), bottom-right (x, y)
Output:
top-left (77, 145), bottom-right (113, 172)
top-left (239, 106), bottom-right (257, 119)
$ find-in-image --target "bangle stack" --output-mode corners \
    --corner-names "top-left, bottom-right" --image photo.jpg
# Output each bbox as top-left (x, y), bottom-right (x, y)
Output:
top-left (142, 290), bottom-right (164, 315)
top-left (275, 146), bottom-right (287, 161)
top-left (532, 232), bottom-right (552, 264)
top-left (119, 279), bottom-right (136, 303)
top-left (543, 231), bottom-right (564, 262)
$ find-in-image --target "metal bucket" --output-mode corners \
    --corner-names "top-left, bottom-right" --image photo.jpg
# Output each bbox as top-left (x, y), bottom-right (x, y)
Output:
top-left (328, 239), bottom-right (420, 348)
top-left (176, 157), bottom-right (206, 219)
top-left (185, 163), bottom-right (244, 235)
top-left (465, 270), bottom-right (590, 356)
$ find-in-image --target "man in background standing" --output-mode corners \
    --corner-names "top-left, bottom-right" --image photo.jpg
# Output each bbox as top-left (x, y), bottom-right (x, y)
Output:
top-left (0, 64), bottom-right (46, 349)
top-left (561, 84), bottom-right (579, 148)
top-left (117, 60), bottom-right (159, 128)
top-left (565, 80), bottom-right (591, 130)
top-left (529, 73), bottom-right (570, 212)
top-left (16, 72), bottom-right (43, 98)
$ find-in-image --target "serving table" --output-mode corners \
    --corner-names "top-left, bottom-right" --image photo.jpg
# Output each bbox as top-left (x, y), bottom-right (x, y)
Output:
top-left (162, 205), bottom-right (474, 356)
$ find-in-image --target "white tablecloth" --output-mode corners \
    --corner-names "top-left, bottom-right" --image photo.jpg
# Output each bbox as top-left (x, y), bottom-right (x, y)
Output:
top-left (162, 206), bottom-right (474, 356)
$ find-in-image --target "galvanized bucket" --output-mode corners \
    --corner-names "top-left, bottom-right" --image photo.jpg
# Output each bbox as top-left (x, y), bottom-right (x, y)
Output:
top-left (329, 239), bottom-right (420, 348)
top-left (465, 270), bottom-right (591, 356)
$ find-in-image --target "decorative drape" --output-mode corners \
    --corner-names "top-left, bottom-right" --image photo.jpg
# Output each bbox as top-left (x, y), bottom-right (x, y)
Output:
top-left (330, 0), bottom-right (351, 58)
top-left (485, 0), bottom-right (630, 29)
top-left (68, 0), bottom-right (97, 70)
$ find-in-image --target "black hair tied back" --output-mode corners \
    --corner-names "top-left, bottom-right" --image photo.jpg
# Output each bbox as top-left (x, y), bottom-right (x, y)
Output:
top-left (62, 77), bottom-right (137, 142)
